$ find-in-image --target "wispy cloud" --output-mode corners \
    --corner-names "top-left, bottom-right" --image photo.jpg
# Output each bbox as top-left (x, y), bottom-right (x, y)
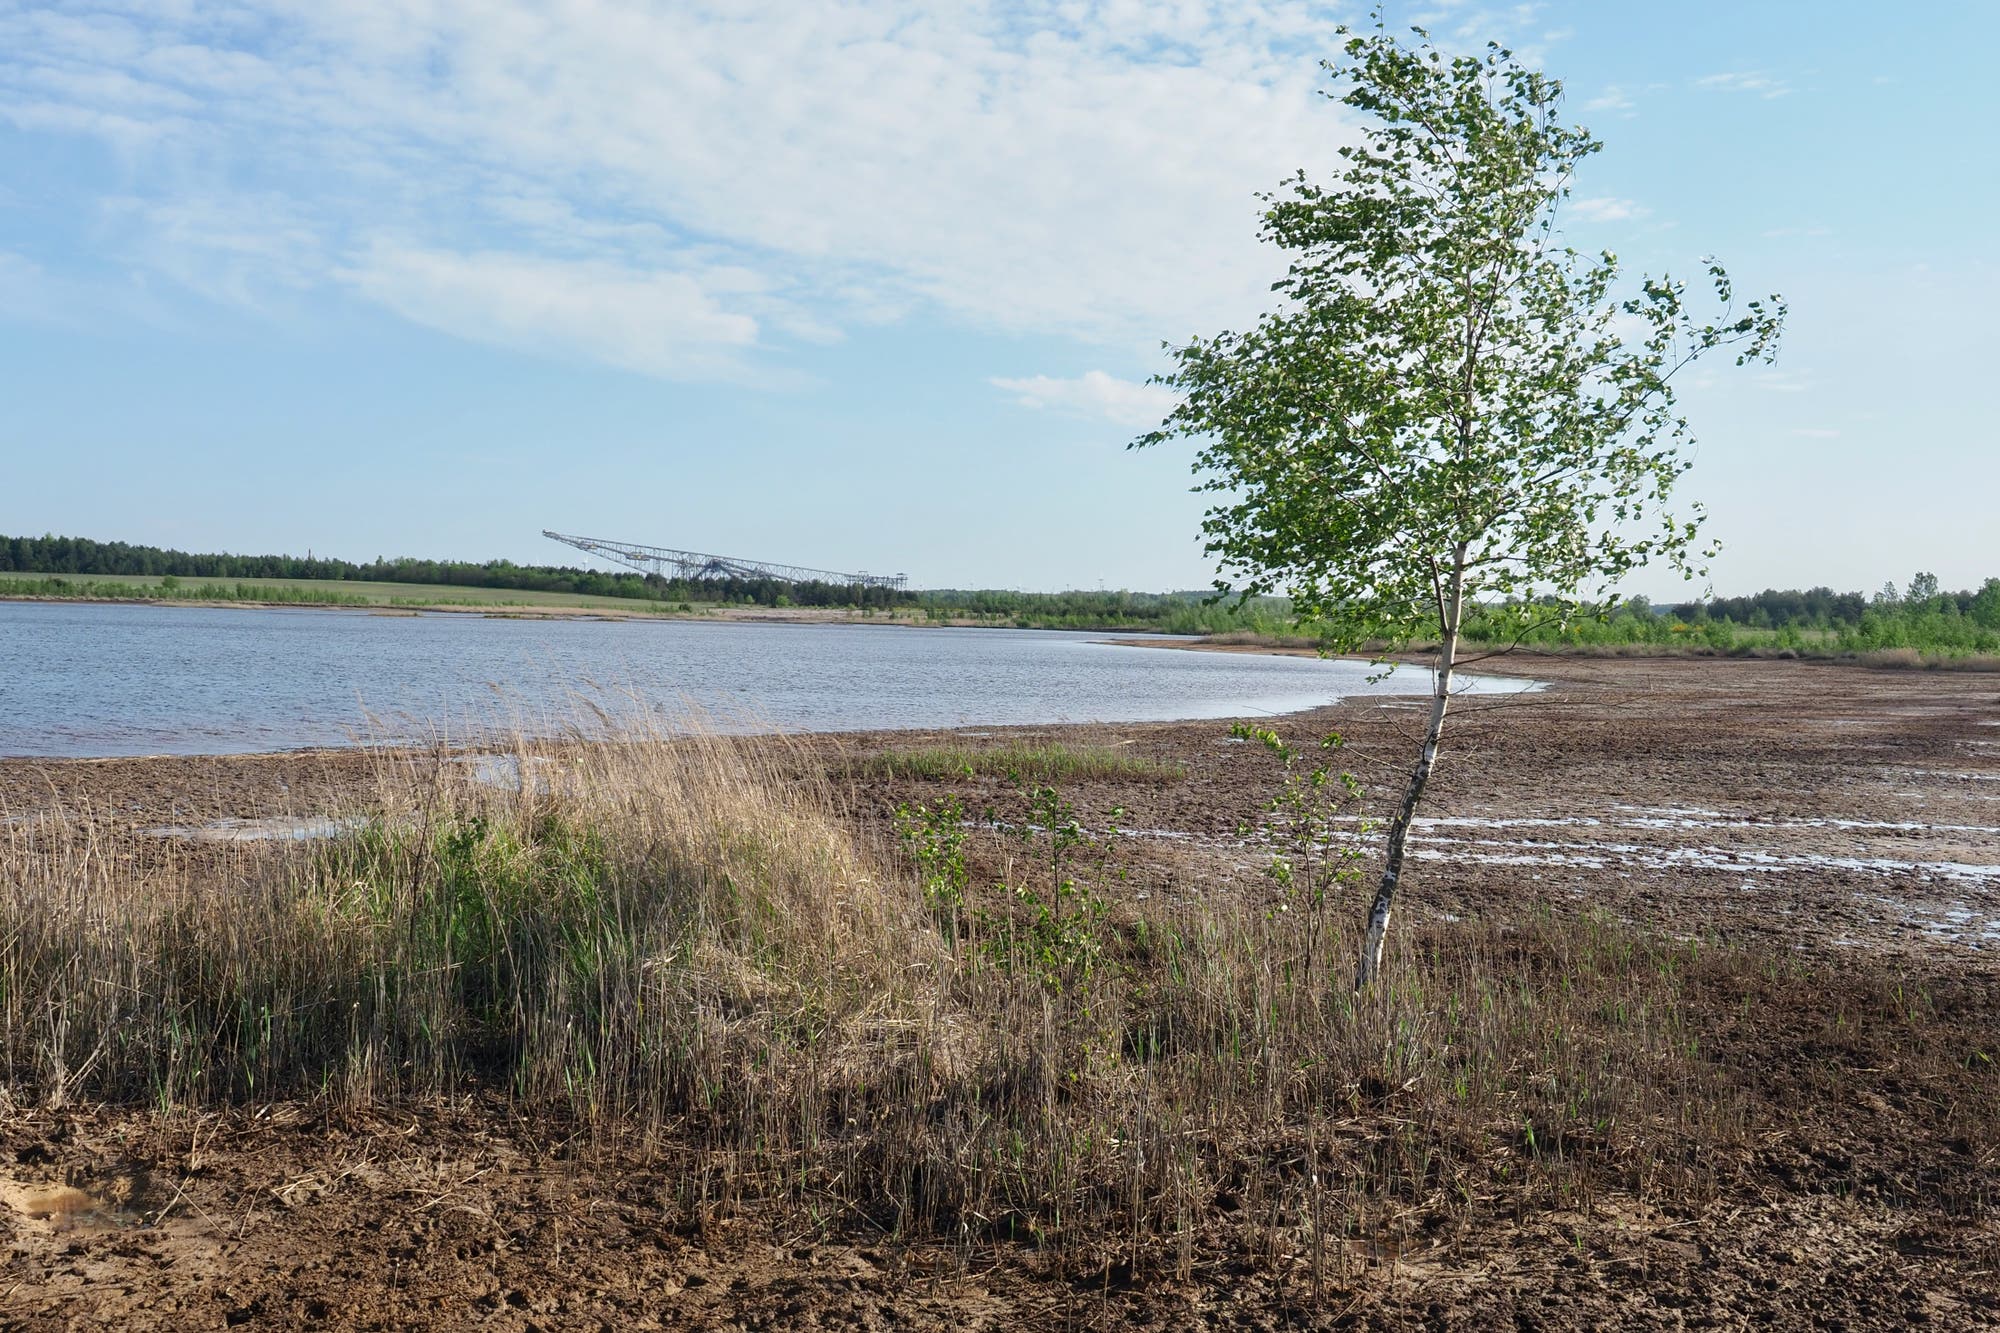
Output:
top-left (0, 247), bottom-right (171, 329)
top-left (1583, 85), bottom-right (1635, 114)
top-left (989, 371), bottom-right (1179, 429)
top-left (1416, 4), bottom-right (1563, 64)
top-left (1581, 79), bottom-right (1668, 118)
top-left (1570, 196), bottom-right (1650, 223)
top-left (1791, 427), bottom-right (1841, 439)
top-left (335, 244), bottom-right (765, 382)
top-left (0, 2), bottom-right (1371, 377)
top-left (96, 192), bottom-right (326, 313)
top-left (1753, 370), bottom-right (1814, 394)
top-left (1695, 71), bottom-right (1793, 99)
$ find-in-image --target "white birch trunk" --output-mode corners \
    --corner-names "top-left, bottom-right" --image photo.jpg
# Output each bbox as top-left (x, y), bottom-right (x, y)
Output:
top-left (1355, 560), bottom-right (1464, 991)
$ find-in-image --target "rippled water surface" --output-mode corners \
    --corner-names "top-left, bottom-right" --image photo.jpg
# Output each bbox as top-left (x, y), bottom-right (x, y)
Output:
top-left (0, 602), bottom-right (1533, 758)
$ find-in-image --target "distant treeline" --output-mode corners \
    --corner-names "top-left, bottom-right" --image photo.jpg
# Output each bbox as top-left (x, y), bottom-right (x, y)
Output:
top-left (4, 535), bottom-right (1995, 652)
top-left (0, 534), bottom-right (912, 609)
top-left (1679, 576), bottom-right (2000, 630)
top-left (921, 577), bottom-right (2000, 655)
top-left (914, 588), bottom-right (1294, 634)
top-left (0, 534), bottom-right (1274, 623)
top-left (1457, 573), bottom-right (2000, 658)
top-left (924, 578), bottom-right (2000, 645)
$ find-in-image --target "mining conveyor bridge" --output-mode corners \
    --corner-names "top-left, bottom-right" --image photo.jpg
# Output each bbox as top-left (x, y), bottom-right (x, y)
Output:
top-left (543, 530), bottom-right (907, 591)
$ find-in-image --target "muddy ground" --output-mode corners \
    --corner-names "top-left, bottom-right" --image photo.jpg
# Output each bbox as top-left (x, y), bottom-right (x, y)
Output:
top-left (2, 654), bottom-right (1997, 1329)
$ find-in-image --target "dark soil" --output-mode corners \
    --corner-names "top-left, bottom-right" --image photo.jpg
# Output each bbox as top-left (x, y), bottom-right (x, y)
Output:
top-left (3, 654), bottom-right (1998, 1330)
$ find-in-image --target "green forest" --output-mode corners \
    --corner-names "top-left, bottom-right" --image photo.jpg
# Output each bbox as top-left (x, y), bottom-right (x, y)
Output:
top-left (0, 533), bottom-right (911, 610)
top-left (2, 533), bottom-right (1995, 656)
top-left (1463, 575), bottom-right (2000, 658)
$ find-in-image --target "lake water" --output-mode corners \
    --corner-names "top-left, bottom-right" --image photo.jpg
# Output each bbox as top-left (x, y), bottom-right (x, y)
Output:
top-left (0, 602), bottom-right (1533, 758)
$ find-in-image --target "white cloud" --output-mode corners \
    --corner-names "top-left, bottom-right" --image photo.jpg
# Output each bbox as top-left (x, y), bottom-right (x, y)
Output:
top-left (336, 244), bottom-right (764, 381)
top-left (0, 98), bottom-right (172, 148)
top-left (1583, 85), bottom-right (1634, 114)
top-left (0, 250), bottom-right (59, 306)
top-left (1411, 3), bottom-right (1478, 26)
top-left (1695, 71), bottom-right (1792, 99)
top-left (0, 2), bottom-right (1374, 373)
top-left (1753, 370), bottom-right (1813, 394)
top-left (990, 371), bottom-right (1179, 429)
top-left (0, 247), bottom-right (171, 328)
top-left (95, 192), bottom-right (326, 312)
top-left (1570, 196), bottom-right (1650, 223)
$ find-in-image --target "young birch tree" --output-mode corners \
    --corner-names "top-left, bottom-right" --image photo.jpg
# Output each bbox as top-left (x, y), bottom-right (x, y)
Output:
top-left (1135, 22), bottom-right (1784, 990)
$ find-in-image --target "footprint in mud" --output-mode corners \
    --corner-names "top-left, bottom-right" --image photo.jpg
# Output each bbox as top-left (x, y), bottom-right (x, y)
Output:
top-left (0, 1172), bottom-right (146, 1231)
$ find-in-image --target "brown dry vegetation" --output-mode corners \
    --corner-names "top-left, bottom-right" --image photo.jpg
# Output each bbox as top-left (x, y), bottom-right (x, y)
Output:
top-left (1, 656), bottom-right (1997, 1329)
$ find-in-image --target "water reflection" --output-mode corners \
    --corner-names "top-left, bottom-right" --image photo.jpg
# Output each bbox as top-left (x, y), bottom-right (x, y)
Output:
top-left (0, 602), bottom-right (1534, 758)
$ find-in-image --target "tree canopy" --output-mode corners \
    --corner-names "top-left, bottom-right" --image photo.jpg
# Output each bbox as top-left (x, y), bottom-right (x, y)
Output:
top-left (1136, 17), bottom-right (1784, 987)
top-left (1138, 22), bottom-right (1784, 651)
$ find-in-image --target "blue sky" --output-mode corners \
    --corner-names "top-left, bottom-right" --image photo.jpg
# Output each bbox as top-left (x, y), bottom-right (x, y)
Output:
top-left (1, 1), bottom-right (1993, 595)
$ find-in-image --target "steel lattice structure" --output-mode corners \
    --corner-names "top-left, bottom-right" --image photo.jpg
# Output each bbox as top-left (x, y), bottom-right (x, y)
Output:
top-left (543, 530), bottom-right (907, 591)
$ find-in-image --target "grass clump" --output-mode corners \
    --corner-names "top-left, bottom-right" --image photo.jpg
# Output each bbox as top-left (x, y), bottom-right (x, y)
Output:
top-left (857, 739), bottom-right (1184, 784)
top-left (0, 731), bottom-right (936, 1122)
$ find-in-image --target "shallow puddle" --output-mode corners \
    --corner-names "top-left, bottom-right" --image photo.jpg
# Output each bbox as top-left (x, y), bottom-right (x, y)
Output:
top-left (1392, 831), bottom-right (2000, 884)
top-left (1312, 809), bottom-right (2000, 837)
top-left (458, 752), bottom-right (579, 794)
top-left (1899, 769), bottom-right (2000, 782)
top-left (143, 815), bottom-right (362, 842)
top-left (1116, 816), bottom-right (2000, 894)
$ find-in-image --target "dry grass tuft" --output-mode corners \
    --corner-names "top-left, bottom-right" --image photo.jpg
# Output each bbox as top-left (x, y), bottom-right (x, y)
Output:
top-left (0, 725), bottom-right (940, 1125)
top-left (1853, 647), bottom-right (2000, 672)
top-left (850, 740), bottom-right (1184, 784)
